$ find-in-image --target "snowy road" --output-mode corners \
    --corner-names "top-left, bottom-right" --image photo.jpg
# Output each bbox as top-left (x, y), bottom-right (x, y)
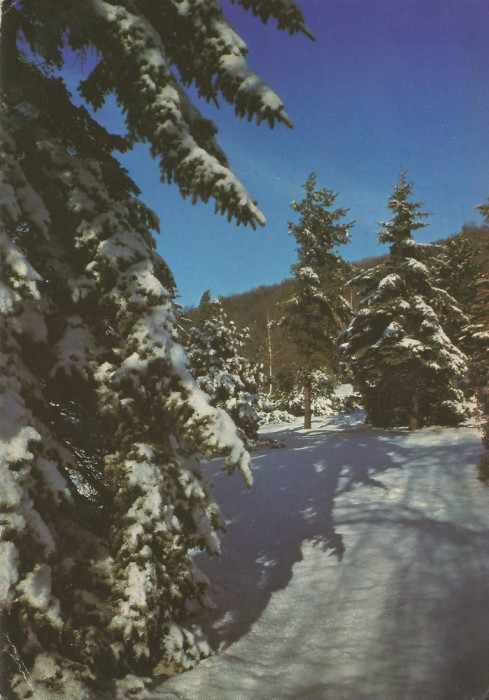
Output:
top-left (152, 413), bottom-right (489, 700)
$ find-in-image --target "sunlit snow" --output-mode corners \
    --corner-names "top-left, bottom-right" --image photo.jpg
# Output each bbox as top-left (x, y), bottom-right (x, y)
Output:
top-left (149, 412), bottom-right (489, 700)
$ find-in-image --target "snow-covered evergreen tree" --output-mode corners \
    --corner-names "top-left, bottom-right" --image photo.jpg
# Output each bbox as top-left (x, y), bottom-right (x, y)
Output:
top-left (279, 172), bottom-right (354, 428)
top-left (341, 172), bottom-right (468, 429)
top-left (185, 293), bottom-right (264, 443)
top-left (470, 201), bottom-right (489, 479)
top-left (0, 1), bottom-right (311, 695)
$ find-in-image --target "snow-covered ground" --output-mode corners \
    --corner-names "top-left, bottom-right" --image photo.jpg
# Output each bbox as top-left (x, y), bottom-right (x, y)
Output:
top-left (150, 412), bottom-right (489, 700)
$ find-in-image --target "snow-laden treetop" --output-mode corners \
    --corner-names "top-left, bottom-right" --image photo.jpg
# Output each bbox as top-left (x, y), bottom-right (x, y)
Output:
top-left (377, 170), bottom-right (429, 251)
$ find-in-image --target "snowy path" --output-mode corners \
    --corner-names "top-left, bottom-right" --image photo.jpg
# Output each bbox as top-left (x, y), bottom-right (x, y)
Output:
top-left (152, 413), bottom-right (489, 700)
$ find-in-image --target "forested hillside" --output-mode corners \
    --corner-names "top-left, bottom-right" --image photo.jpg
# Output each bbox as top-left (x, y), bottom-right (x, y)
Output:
top-left (185, 221), bottom-right (489, 390)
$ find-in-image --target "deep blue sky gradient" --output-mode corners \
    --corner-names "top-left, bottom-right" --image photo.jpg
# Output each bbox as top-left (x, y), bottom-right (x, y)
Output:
top-left (72, 0), bottom-right (489, 306)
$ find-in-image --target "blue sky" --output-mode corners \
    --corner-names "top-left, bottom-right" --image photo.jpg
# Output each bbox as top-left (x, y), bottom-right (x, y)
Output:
top-left (78, 0), bottom-right (489, 307)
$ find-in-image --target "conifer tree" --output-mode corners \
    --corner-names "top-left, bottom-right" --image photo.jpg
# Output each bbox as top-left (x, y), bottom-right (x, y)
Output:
top-left (432, 234), bottom-right (478, 317)
top-left (341, 172), bottom-right (467, 429)
top-left (186, 293), bottom-right (264, 443)
top-left (279, 172), bottom-right (353, 428)
top-left (431, 233), bottom-right (478, 346)
top-left (470, 200), bottom-right (489, 402)
top-left (470, 201), bottom-right (489, 479)
top-left (0, 1), bottom-right (311, 695)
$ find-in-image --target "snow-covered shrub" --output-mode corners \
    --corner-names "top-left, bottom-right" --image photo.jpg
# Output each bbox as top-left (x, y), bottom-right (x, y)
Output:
top-left (271, 370), bottom-right (339, 418)
top-left (256, 396), bottom-right (297, 425)
top-left (332, 384), bottom-right (363, 414)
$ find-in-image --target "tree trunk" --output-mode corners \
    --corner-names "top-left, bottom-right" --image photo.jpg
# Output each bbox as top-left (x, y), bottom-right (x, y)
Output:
top-left (304, 382), bottom-right (312, 429)
top-left (266, 310), bottom-right (273, 397)
top-left (409, 393), bottom-right (419, 431)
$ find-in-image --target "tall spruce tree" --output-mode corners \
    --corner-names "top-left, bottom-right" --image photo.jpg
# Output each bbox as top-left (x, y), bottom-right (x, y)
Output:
top-left (0, 1), bottom-right (312, 696)
top-left (186, 293), bottom-right (264, 443)
top-left (279, 172), bottom-right (353, 428)
top-left (341, 172), bottom-right (467, 429)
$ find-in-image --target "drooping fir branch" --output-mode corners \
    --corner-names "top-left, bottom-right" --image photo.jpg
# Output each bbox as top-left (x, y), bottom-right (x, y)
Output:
top-left (231, 0), bottom-right (315, 39)
top-left (9, 0), bottom-right (313, 228)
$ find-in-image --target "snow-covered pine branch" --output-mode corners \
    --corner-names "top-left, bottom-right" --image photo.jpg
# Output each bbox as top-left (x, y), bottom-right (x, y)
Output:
top-left (13, 0), bottom-right (311, 228)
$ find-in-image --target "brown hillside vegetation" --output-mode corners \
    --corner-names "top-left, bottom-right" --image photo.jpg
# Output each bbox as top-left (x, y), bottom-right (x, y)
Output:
top-left (185, 280), bottom-right (301, 390)
top-left (457, 221), bottom-right (489, 268)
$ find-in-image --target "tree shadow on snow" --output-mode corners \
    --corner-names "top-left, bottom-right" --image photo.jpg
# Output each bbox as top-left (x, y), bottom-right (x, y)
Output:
top-left (193, 413), bottom-right (408, 650)
top-left (181, 415), bottom-right (489, 700)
